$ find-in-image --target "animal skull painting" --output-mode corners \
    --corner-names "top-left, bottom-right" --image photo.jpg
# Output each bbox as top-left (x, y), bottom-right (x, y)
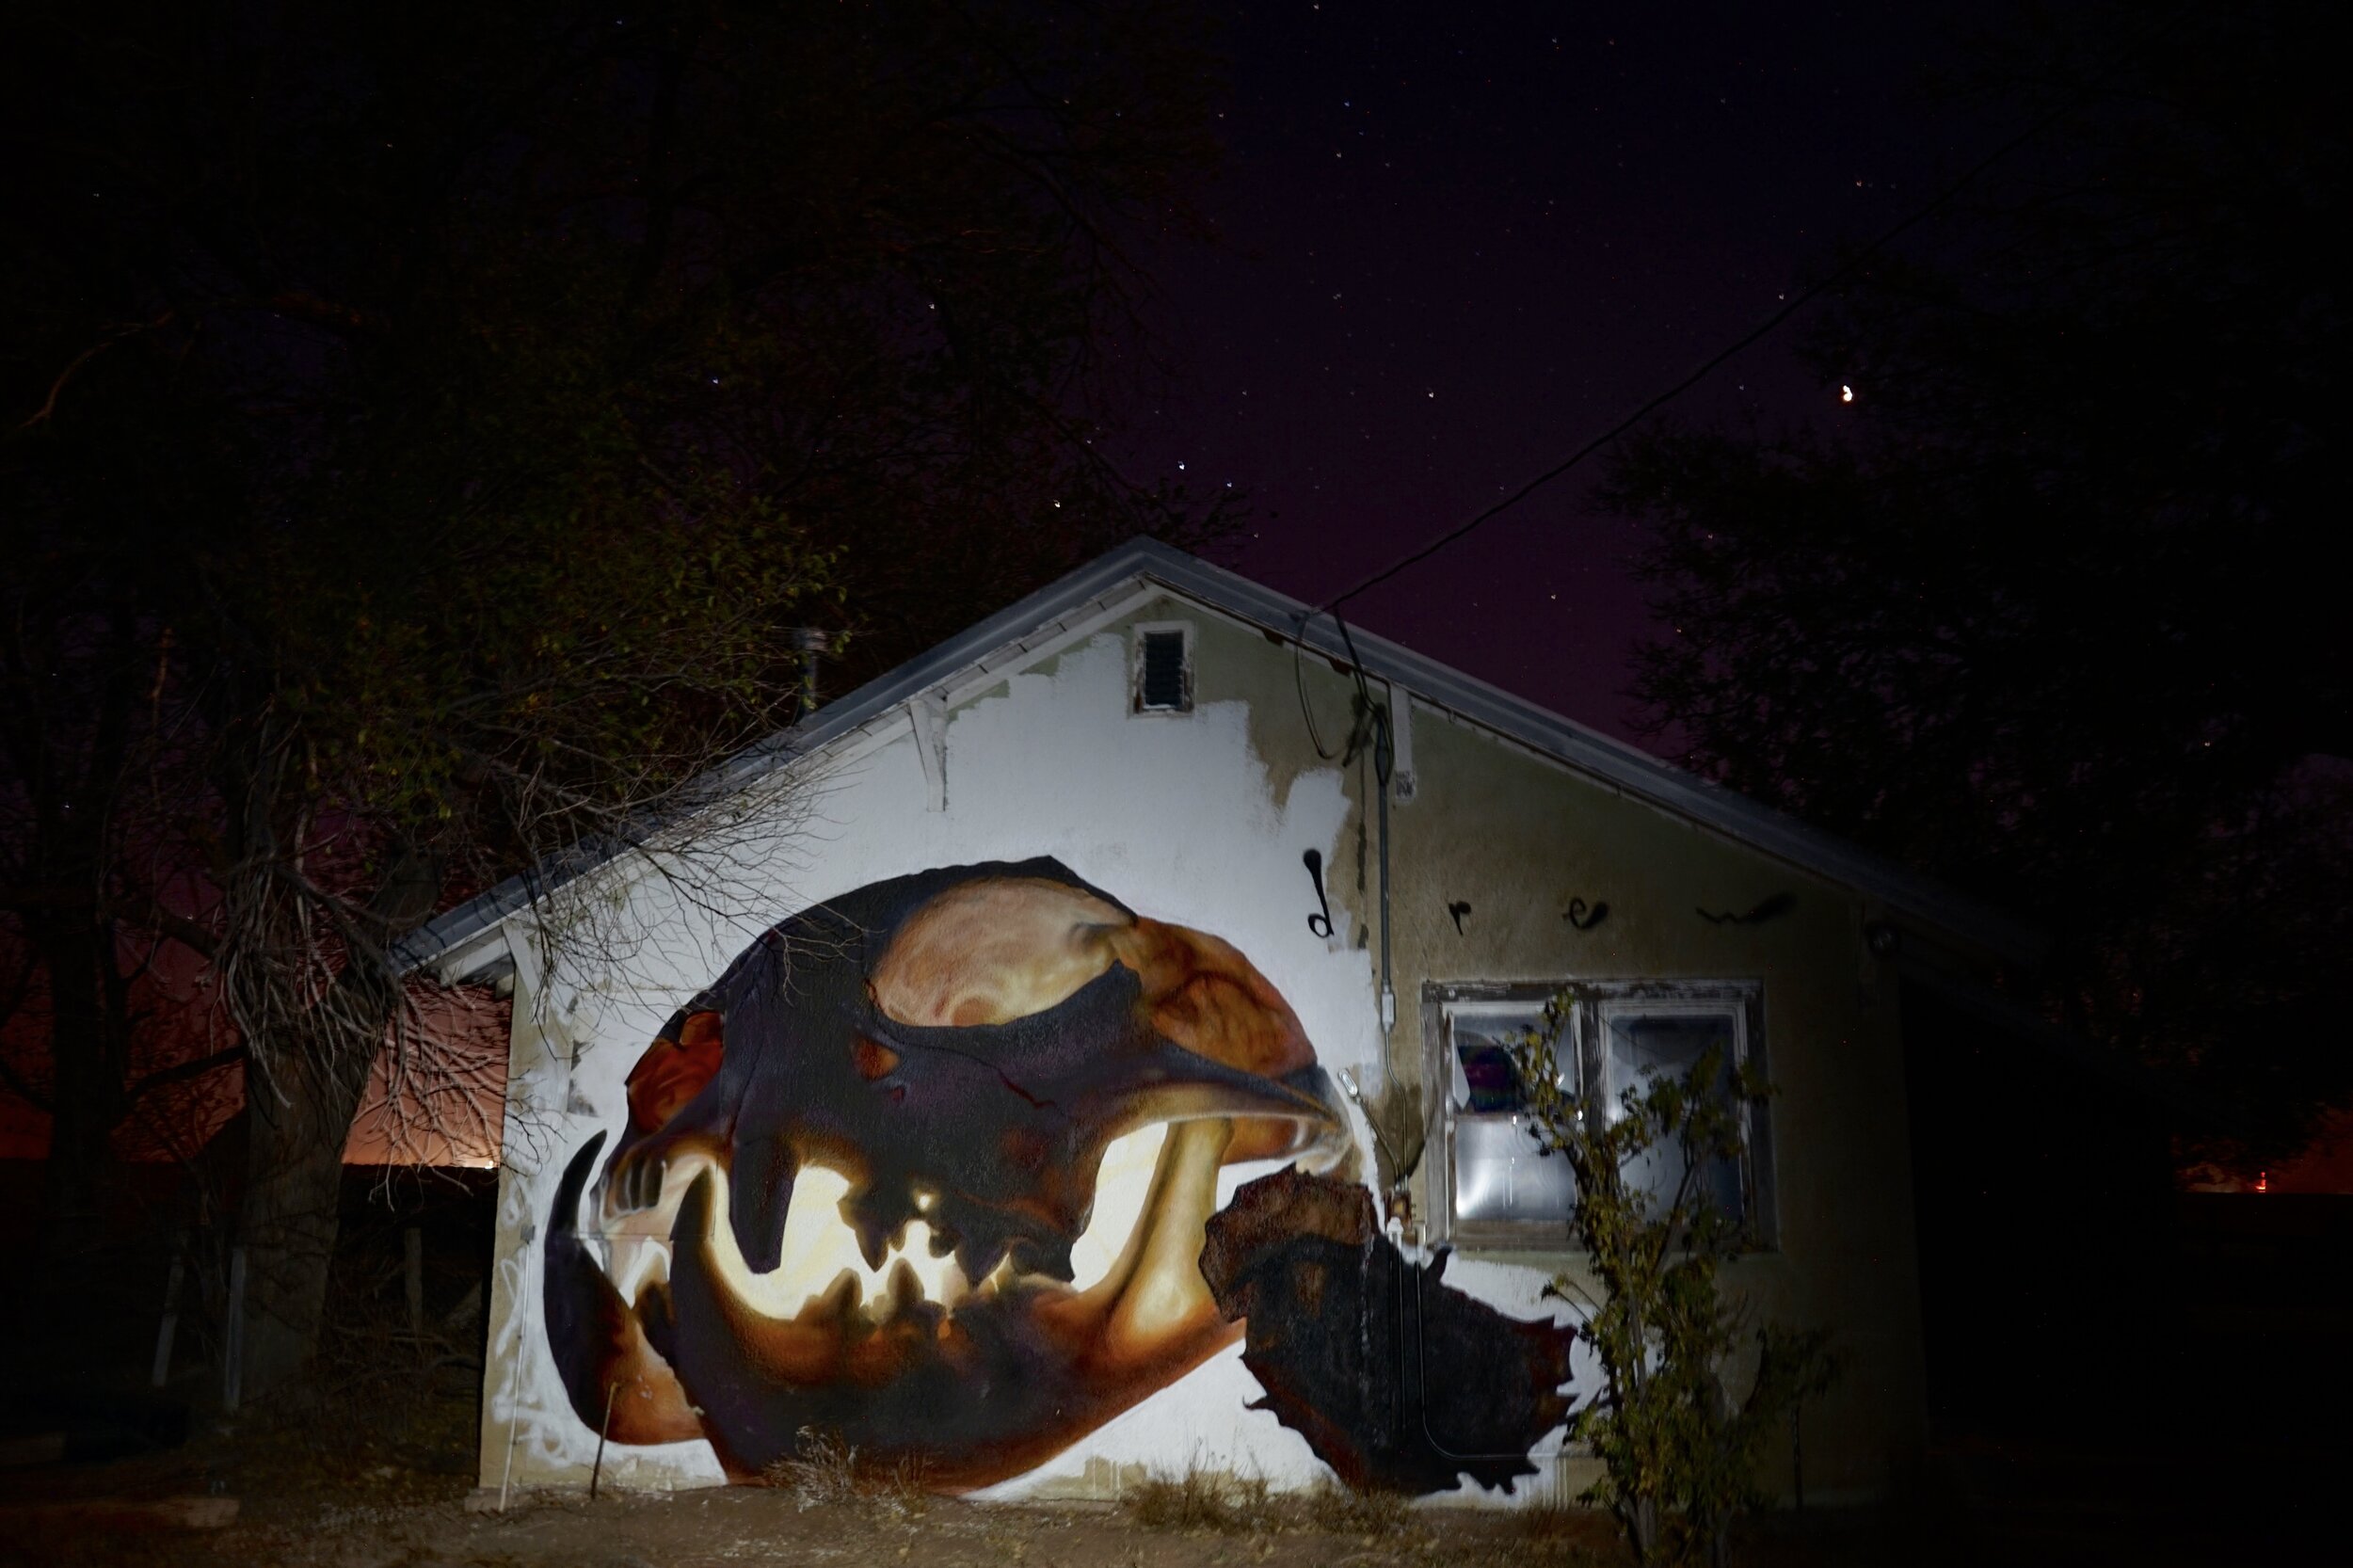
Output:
top-left (541, 858), bottom-right (1355, 1488)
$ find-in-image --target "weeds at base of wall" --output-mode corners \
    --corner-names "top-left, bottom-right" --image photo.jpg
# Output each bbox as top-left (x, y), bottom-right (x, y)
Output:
top-left (1121, 1465), bottom-right (1414, 1538)
top-left (1123, 1465), bottom-right (1272, 1532)
top-left (1304, 1478), bottom-right (1412, 1537)
top-left (1515, 1491), bottom-right (1610, 1546)
top-left (759, 1427), bottom-right (931, 1517)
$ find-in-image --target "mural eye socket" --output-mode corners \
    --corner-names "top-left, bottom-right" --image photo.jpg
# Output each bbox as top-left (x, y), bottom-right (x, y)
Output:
top-left (625, 1010), bottom-right (726, 1131)
top-left (853, 1035), bottom-right (903, 1082)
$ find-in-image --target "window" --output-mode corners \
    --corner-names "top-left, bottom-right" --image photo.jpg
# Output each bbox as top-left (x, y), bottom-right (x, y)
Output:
top-left (1599, 1000), bottom-right (1753, 1226)
top-left (1130, 623), bottom-right (1193, 713)
top-left (1424, 984), bottom-right (1577, 1246)
top-left (1447, 996), bottom-right (1577, 1229)
top-left (1424, 981), bottom-right (1770, 1249)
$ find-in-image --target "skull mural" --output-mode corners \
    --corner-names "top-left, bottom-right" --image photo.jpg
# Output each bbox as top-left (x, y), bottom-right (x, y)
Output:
top-left (541, 858), bottom-right (1355, 1488)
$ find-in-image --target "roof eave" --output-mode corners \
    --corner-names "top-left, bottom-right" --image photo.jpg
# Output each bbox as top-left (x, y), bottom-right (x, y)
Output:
top-left (397, 536), bottom-right (2043, 975)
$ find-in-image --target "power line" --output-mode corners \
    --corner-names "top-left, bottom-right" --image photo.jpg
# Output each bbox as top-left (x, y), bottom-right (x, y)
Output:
top-left (1312, 18), bottom-right (2180, 617)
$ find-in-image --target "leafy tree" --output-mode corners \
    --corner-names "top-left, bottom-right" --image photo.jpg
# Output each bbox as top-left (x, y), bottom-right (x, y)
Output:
top-left (1, 0), bottom-right (1226, 1387)
top-left (1609, 1), bottom-right (2351, 1165)
top-left (1509, 990), bottom-right (1833, 1568)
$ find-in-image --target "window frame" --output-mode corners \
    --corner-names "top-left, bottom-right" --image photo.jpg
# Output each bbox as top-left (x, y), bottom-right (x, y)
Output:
top-left (1422, 978), bottom-right (1774, 1253)
top-left (1128, 621), bottom-right (1194, 714)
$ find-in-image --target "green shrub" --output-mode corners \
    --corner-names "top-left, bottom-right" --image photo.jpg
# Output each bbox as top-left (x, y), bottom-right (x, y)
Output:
top-left (1510, 989), bottom-right (1835, 1567)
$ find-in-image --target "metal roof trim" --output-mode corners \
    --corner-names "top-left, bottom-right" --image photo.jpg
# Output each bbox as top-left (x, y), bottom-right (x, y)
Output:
top-left (397, 536), bottom-right (2041, 974)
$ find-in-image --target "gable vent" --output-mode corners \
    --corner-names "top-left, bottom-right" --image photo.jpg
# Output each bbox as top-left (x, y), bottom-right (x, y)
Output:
top-left (1134, 625), bottom-right (1193, 713)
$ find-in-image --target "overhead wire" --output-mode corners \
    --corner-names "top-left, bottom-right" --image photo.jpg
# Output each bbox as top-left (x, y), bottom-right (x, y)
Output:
top-left (1310, 3), bottom-right (2195, 618)
top-left (1289, 632), bottom-right (1346, 761)
top-left (1279, 9), bottom-right (2198, 1464)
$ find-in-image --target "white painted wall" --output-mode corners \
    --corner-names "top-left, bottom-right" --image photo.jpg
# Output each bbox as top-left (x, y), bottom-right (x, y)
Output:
top-left (482, 631), bottom-right (1578, 1497)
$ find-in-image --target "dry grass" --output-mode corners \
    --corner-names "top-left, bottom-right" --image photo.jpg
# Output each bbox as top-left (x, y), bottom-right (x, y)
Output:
top-left (762, 1427), bottom-right (860, 1509)
top-left (1123, 1464), bottom-right (1275, 1533)
top-left (868, 1454), bottom-right (934, 1516)
top-left (1517, 1490), bottom-right (1601, 1540)
top-left (1504, 1490), bottom-right (1620, 1566)
top-left (1305, 1477), bottom-right (1412, 1537)
top-left (1123, 1464), bottom-right (1423, 1541)
top-left (759, 1428), bottom-right (931, 1516)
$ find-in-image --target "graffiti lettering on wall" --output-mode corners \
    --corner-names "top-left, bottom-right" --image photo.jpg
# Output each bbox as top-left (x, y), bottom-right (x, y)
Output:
top-left (542, 858), bottom-right (1575, 1493)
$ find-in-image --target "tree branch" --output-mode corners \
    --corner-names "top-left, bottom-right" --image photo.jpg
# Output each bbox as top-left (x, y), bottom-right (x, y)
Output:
top-left (0, 946), bottom-right (37, 1033)
top-left (123, 1045), bottom-right (246, 1108)
top-left (16, 313), bottom-right (172, 430)
top-left (0, 1050), bottom-right (51, 1114)
top-left (108, 895), bottom-right (219, 962)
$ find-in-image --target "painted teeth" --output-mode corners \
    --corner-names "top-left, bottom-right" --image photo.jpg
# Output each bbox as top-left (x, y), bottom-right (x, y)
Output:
top-left (1016, 1235), bottom-right (1075, 1282)
top-left (815, 1270), bottom-right (863, 1327)
top-left (952, 1235), bottom-right (1011, 1288)
top-left (880, 1258), bottom-right (930, 1323)
top-left (656, 1124), bottom-right (1182, 1324)
top-left (785, 1205), bottom-right (973, 1317)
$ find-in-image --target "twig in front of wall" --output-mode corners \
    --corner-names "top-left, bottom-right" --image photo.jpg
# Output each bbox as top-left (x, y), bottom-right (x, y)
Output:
top-left (589, 1382), bottom-right (618, 1500)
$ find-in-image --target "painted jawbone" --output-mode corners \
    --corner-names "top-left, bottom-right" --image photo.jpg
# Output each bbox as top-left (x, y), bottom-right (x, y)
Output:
top-left (542, 858), bottom-right (1351, 1488)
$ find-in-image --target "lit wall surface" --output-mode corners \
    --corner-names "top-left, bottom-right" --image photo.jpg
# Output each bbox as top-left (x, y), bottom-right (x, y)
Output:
top-left (474, 597), bottom-right (1925, 1504)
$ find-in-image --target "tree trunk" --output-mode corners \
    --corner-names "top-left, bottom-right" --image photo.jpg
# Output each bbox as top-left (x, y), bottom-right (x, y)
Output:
top-left (1628, 1496), bottom-right (1659, 1564)
top-left (21, 614), bottom-right (141, 1267)
top-left (232, 1033), bottom-right (376, 1396)
top-left (228, 839), bottom-right (440, 1398)
top-left (37, 919), bottom-right (120, 1264)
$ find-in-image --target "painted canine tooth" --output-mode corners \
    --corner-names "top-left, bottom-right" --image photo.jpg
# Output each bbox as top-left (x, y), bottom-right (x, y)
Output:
top-left (1064, 1125), bottom-right (1166, 1291)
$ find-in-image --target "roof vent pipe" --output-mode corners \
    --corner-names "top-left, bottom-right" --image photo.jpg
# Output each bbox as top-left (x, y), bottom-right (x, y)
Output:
top-left (794, 628), bottom-right (833, 714)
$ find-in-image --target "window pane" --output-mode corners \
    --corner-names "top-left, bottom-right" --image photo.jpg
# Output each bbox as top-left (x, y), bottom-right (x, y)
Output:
top-left (1139, 631), bottom-right (1189, 709)
top-left (1607, 1010), bottom-right (1745, 1222)
top-left (1455, 1040), bottom-right (1521, 1112)
top-left (1454, 1114), bottom-right (1576, 1224)
top-left (1450, 1008), bottom-right (1561, 1113)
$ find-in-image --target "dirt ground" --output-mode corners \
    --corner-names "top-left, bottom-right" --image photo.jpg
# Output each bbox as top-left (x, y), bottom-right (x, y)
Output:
top-left (1, 1356), bottom-right (2332, 1568)
top-left (0, 1465), bottom-right (1922, 1568)
top-left (3, 1439), bottom-right (2323, 1568)
top-left (0, 1309), bottom-right (2329, 1568)
top-left (6, 1483), bottom-right (1606, 1568)
top-left (9, 1172), bottom-right (2343, 1567)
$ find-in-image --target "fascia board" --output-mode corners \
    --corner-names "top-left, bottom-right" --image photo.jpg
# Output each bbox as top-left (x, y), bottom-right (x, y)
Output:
top-left (398, 537), bottom-right (2041, 972)
top-left (1124, 545), bottom-right (2043, 966)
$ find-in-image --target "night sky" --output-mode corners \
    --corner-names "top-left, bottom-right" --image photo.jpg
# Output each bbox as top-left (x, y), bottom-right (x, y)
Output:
top-left (1117, 2), bottom-right (1995, 742)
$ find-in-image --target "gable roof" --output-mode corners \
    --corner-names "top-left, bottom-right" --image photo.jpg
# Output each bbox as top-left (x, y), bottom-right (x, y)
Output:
top-left (396, 537), bottom-right (2040, 975)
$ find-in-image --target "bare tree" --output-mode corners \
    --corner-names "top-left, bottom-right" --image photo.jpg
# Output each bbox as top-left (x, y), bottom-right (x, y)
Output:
top-left (6, 0), bottom-right (1229, 1392)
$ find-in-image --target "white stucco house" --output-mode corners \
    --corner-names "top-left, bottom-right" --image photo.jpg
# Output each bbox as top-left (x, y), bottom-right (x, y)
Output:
top-left (398, 538), bottom-right (2036, 1505)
